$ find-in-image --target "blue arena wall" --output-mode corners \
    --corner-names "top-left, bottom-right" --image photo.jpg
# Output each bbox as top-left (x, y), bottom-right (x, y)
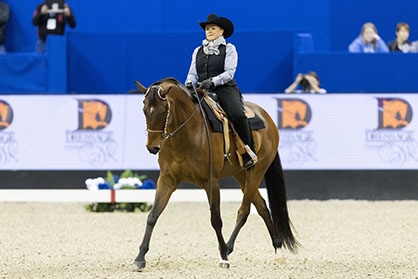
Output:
top-left (294, 52), bottom-right (418, 93)
top-left (329, 0), bottom-right (418, 51)
top-left (67, 31), bottom-right (295, 93)
top-left (3, 0), bottom-right (329, 52)
top-left (2, 0), bottom-right (418, 93)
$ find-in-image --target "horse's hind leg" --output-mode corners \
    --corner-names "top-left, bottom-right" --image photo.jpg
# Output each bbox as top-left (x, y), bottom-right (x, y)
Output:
top-left (134, 178), bottom-right (176, 270)
top-left (251, 190), bottom-right (283, 252)
top-left (226, 174), bottom-right (262, 255)
top-left (203, 180), bottom-right (229, 268)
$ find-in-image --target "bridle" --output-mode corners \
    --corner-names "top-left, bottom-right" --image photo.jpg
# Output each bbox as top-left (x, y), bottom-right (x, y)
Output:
top-left (145, 85), bottom-right (199, 140)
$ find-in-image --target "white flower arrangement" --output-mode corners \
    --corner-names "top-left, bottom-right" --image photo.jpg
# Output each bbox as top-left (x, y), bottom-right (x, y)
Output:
top-left (113, 177), bottom-right (142, 190)
top-left (85, 170), bottom-right (155, 191)
top-left (85, 177), bottom-right (105, 191)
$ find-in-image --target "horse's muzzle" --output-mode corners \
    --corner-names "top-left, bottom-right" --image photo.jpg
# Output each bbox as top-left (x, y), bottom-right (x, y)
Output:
top-left (147, 146), bottom-right (160, 154)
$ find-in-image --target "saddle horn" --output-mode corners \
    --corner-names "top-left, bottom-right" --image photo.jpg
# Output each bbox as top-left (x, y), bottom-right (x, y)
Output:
top-left (134, 81), bottom-right (148, 94)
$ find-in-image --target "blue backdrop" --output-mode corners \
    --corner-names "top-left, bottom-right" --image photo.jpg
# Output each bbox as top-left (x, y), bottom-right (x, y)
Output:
top-left (2, 0), bottom-right (418, 93)
top-left (67, 31), bottom-right (295, 93)
top-left (3, 0), bottom-right (329, 52)
top-left (329, 0), bottom-right (418, 51)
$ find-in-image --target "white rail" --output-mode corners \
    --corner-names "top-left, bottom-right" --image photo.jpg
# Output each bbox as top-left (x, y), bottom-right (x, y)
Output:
top-left (0, 189), bottom-right (267, 203)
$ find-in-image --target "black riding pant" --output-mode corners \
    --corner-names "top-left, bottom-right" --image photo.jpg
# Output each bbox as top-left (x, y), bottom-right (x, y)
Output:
top-left (214, 85), bottom-right (253, 149)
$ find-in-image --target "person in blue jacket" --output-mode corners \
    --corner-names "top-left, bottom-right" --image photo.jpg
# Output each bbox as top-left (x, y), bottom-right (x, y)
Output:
top-left (349, 23), bottom-right (389, 53)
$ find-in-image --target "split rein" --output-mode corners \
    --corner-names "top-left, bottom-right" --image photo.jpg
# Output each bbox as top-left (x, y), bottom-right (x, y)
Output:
top-left (145, 85), bottom-right (204, 140)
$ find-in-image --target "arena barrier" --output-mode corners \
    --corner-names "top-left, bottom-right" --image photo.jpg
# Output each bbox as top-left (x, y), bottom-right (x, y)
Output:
top-left (1, 93), bottom-right (418, 201)
top-left (0, 189), bottom-right (267, 203)
top-left (1, 93), bottom-right (418, 170)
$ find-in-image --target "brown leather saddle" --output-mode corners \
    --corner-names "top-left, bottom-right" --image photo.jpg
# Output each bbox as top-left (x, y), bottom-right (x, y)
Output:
top-left (201, 93), bottom-right (264, 165)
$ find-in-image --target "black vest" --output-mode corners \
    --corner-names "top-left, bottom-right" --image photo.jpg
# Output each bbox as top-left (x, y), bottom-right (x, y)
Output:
top-left (195, 45), bottom-right (236, 86)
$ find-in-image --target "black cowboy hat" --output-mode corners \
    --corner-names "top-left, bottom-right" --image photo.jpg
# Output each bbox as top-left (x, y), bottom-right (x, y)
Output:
top-left (199, 14), bottom-right (234, 39)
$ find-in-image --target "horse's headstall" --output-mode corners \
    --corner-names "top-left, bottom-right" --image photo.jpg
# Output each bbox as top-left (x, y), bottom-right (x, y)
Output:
top-left (145, 85), bottom-right (167, 101)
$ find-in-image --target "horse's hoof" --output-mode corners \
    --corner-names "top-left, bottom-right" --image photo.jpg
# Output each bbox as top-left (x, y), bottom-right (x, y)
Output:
top-left (133, 260), bottom-right (146, 271)
top-left (218, 259), bottom-right (230, 269)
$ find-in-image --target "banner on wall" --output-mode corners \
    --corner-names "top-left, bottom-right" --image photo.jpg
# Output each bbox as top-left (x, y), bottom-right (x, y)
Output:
top-left (0, 94), bottom-right (417, 170)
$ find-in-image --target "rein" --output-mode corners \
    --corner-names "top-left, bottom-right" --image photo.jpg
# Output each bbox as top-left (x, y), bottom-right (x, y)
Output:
top-left (190, 86), bottom-right (213, 210)
top-left (146, 84), bottom-right (214, 208)
top-left (146, 84), bottom-right (213, 208)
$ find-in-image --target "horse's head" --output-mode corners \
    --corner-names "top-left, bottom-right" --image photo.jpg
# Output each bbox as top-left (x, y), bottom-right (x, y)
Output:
top-left (135, 80), bottom-right (173, 154)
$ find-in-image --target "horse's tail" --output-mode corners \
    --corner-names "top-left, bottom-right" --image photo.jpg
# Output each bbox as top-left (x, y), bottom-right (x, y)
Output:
top-left (264, 152), bottom-right (299, 253)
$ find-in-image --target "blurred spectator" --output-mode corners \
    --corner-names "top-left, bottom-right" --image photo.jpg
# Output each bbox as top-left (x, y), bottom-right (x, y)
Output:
top-left (388, 22), bottom-right (412, 52)
top-left (32, 1), bottom-right (76, 53)
top-left (0, 1), bottom-right (9, 54)
top-left (285, 71), bottom-right (327, 94)
top-left (348, 23), bottom-right (389, 53)
top-left (402, 41), bottom-right (418, 53)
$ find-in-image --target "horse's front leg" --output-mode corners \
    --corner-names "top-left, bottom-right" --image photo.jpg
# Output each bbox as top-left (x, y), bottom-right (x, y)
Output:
top-left (134, 177), bottom-right (176, 270)
top-left (204, 180), bottom-right (229, 268)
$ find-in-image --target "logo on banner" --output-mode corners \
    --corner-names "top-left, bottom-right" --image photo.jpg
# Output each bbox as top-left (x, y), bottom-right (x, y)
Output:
top-left (365, 98), bottom-right (417, 166)
top-left (66, 99), bottom-right (116, 166)
top-left (0, 100), bottom-right (13, 130)
top-left (77, 99), bottom-right (112, 130)
top-left (277, 99), bottom-right (311, 129)
top-left (277, 98), bottom-right (316, 166)
top-left (0, 100), bottom-right (18, 166)
top-left (377, 98), bottom-right (412, 129)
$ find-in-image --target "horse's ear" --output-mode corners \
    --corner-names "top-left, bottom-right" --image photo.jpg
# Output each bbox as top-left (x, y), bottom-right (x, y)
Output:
top-left (134, 81), bottom-right (148, 94)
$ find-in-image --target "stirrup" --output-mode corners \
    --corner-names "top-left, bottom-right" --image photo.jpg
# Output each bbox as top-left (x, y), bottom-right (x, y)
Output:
top-left (243, 145), bottom-right (258, 169)
top-left (243, 158), bottom-right (257, 169)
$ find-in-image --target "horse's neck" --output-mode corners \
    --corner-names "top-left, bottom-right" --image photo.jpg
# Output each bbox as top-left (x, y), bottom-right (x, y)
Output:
top-left (167, 96), bottom-right (205, 148)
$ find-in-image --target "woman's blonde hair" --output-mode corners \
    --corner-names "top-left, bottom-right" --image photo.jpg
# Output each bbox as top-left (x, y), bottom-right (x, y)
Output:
top-left (360, 22), bottom-right (378, 46)
top-left (361, 22), bottom-right (378, 36)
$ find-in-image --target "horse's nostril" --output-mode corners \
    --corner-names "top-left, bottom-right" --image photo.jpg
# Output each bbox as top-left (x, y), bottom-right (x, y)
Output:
top-left (147, 146), bottom-right (160, 154)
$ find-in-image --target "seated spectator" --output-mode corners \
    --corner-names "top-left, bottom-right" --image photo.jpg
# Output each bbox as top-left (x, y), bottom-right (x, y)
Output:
top-left (349, 23), bottom-right (389, 53)
top-left (0, 1), bottom-right (9, 54)
top-left (285, 72), bottom-right (327, 94)
top-left (388, 22), bottom-right (412, 52)
top-left (32, 1), bottom-right (76, 53)
top-left (404, 41), bottom-right (418, 53)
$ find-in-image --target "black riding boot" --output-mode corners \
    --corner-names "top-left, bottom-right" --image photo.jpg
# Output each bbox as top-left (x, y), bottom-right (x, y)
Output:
top-left (233, 118), bottom-right (257, 168)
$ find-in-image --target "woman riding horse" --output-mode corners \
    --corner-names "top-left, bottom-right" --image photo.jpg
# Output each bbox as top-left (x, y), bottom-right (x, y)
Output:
top-left (133, 14), bottom-right (298, 271)
top-left (185, 14), bottom-right (257, 169)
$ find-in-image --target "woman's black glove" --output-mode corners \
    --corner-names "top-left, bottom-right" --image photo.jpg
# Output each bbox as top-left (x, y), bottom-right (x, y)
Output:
top-left (200, 79), bottom-right (214, 90)
top-left (185, 81), bottom-right (194, 90)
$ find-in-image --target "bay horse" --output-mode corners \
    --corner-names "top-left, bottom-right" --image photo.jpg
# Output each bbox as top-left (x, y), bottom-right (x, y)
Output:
top-left (134, 77), bottom-right (298, 270)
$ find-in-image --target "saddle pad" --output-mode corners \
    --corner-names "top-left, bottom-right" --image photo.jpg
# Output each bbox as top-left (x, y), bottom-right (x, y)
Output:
top-left (201, 101), bottom-right (265, 133)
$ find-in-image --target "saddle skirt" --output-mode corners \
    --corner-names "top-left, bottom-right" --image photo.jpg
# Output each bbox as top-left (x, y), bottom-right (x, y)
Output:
top-left (200, 93), bottom-right (265, 166)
